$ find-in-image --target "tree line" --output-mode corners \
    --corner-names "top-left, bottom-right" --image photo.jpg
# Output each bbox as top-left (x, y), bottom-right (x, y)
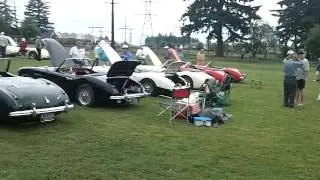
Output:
top-left (0, 0), bottom-right (53, 40)
top-left (181, 0), bottom-right (320, 60)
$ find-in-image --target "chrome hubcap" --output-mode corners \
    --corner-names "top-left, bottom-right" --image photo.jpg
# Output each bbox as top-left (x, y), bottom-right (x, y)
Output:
top-left (79, 90), bottom-right (91, 105)
top-left (143, 82), bottom-right (154, 94)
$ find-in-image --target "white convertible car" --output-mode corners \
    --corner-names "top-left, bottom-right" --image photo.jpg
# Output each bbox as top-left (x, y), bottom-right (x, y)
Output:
top-left (5, 36), bottom-right (50, 60)
top-left (137, 46), bottom-right (215, 89)
top-left (92, 42), bottom-right (186, 96)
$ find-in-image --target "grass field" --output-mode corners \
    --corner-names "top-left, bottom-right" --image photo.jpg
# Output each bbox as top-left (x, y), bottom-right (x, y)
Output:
top-left (1, 57), bottom-right (320, 179)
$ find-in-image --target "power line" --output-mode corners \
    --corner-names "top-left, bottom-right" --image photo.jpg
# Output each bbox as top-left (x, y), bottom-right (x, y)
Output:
top-left (119, 17), bottom-right (134, 44)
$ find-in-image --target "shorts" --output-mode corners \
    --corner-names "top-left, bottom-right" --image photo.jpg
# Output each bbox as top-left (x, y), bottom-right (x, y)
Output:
top-left (297, 79), bottom-right (305, 90)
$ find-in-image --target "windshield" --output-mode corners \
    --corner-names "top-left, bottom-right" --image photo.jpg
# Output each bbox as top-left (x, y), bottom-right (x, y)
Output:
top-left (57, 58), bottom-right (94, 72)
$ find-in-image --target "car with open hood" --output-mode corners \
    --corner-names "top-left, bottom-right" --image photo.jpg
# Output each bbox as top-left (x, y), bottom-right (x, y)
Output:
top-left (137, 46), bottom-right (215, 89)
top-left (160, 46), bottom-right (245, 83)
top-left (90, 41), bottom-right (186, 96)
top-left (0, 59), bottom-right (73, 122)
top-left (17, 39), bottom-right (147, 106)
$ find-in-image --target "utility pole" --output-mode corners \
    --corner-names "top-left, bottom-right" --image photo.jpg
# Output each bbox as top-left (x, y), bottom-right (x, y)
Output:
top-left (105, 0), bottom-right (117, 49)
top-left (119, 17), bottom-right (134, 44)
top-left (88, 26), bottom-right (104, 43)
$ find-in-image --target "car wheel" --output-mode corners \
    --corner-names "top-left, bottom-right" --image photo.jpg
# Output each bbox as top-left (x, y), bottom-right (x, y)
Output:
top-left (29, 51), bottom-right (37, 60)
top-left (141, 79), bottom-right (158, 96)
top-left (182, 76), bottom-right (193, 89)
top-left (76, 84), bottom-right (95, 106)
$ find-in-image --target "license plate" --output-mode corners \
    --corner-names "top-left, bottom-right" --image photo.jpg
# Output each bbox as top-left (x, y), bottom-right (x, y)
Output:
top-left (127, 98), bottom-right (138, 104)
top-left (40, 113), bottom-right (55, 122)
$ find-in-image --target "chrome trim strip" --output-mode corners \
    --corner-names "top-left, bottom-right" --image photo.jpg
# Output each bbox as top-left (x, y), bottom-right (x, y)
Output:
top-left (109, 93), bottom-right (147, 100)
top-left (9, 104), bottom-right (74, 117)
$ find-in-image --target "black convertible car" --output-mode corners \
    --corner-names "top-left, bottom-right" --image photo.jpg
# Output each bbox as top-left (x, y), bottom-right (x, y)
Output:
top-left (17, 39), bottom-right (147, 106)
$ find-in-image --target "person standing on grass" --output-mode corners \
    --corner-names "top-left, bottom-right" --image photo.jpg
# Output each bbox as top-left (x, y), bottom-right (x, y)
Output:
top-left (0, 32), bottom-right (9, 58)
top-left (178, 47), bottom-right (185, 61)
top-left (35, 36), bottom-right (42, 61)
top-left (197, 48), bottom-right (205, 66)
top-left (19, 38), bottom-right (28, 56)
top-left (283, 50), bottom-right (304, 108)
top-left (295, 50), bottom-right (309, 106)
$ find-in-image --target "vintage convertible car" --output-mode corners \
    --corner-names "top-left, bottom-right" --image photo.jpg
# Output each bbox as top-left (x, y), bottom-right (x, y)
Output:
top-left (162, 47), bottom-right (246, 82)
top-left (138, 46), bottom-right (215, 89)
top-left (18, 39), bottom-right (147, 106)
top-left (92, 41), bottom-right (186, 96)
top-left (5, 36), bottom-right (50, 59)
top-left (0, 60), bottom-right (73, 122)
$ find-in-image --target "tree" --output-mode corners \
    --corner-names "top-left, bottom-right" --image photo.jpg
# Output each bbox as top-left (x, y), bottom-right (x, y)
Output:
top-left (181, 0), bottom-right (261, 57)
top-left (273, 0), bottom-right (320, 49)
top-left (20, 17), bottom-right (40, 40)
top-left (245, 22), bottom-right (278, 59)
top-left (305, 25), bottom-right (320, 59)
top-left (0, 0), bottom-right (18, 34)
top-left (24, 0), bottom-right (54, 33)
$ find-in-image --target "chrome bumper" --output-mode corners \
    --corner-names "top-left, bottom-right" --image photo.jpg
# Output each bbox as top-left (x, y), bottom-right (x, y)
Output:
top-left (109, 93), bottom-right (147, 100)
top-left (9, 104), bottom-right (74, 117)
top-left (239, 76), bottom-right (246, 81)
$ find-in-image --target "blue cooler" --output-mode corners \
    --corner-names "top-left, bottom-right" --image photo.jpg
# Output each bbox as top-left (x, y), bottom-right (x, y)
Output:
top-left (193, 116), bottom-right (212, 127)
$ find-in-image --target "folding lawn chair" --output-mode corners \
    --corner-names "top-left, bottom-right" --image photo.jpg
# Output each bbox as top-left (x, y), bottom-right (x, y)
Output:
top-left (204, 78), bottom-right (231, 108)
top-left (157, 85), bottom-right (192, 122)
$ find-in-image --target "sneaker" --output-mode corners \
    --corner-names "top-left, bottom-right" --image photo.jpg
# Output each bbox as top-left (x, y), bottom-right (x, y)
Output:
top-left (296, 103), bottom-right (304, 106)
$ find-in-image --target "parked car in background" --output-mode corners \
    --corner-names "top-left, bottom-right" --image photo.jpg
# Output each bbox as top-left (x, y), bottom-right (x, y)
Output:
top-left (0, 59), bottom-right (73, 122)
top-left (5, 36), bottom-right (50, 59)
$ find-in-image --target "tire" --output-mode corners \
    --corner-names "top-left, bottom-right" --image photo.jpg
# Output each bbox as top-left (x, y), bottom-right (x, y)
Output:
top-left (182, 76), bottom-right (193, 89)
top-left (29, 51), bottom-right (37, 60)
top-left (76, 84), bottom-right (95, 106)
top-left (141, 79), bottom-right (158, 96)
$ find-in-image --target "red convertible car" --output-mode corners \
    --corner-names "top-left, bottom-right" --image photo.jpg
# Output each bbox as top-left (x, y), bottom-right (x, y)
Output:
top-left (166, 48), bottom-right (246, 82)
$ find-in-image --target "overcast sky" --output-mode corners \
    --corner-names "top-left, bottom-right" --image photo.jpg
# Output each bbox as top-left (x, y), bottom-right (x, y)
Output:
top-left (10, 0), bottom-right (280, 44)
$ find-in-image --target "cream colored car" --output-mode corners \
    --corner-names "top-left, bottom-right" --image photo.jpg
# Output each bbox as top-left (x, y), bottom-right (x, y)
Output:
top-left (5, 36), bottom-right (50, 59)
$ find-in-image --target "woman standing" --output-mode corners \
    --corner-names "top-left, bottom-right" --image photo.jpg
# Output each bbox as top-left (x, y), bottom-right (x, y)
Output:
top-left (196, 48), bottom-right (205, 66)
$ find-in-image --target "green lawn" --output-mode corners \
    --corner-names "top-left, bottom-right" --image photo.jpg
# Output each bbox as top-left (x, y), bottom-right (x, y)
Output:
top-left (1, 57), bottom-right (320, 179)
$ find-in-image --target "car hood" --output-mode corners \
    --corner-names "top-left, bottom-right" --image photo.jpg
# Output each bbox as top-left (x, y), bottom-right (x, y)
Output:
top-left (107, 61), bottom-right (141, 77)
top-left (0, 77), bottom-right (69, 109)
top-left (41, 38), bottom-right (67, 66)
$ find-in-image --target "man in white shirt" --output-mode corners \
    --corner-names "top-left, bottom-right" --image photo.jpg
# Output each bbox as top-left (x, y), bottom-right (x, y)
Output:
top-left (69, 41), bottom-right (85, 59)
top-left (295, 49), bottom-right (309, 106)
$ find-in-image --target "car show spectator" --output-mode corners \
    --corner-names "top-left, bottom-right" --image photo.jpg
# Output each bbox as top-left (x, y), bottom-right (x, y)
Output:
top-left (69, 41), bottom-right (86, 59)
top-left (164, 45), bottom-right (171, 60)
top-left (19, 38), bottom-right (28, 56)
top-left (120, 44), bottom-right (132, 61)
top-left (196, 48), bottom-right (205, 66)
top-left (0, 32), bottom-right (9, 58)
top-left (295, 49), bottom-right (309, 106)
top-left (178, 47), bottom-right (185, 61)
top-left (283, 50), bottom-right (304, 108)
top-left (35, 36), bottom-right (43, 61)
top-left (136, 47), bottom-right (147, 63)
